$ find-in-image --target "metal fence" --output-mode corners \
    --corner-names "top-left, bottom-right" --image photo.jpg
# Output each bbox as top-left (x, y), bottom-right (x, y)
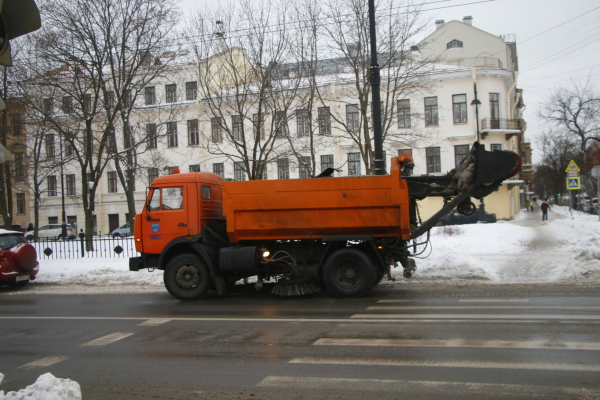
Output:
top-left (29, 236), bottom-right (139, 259)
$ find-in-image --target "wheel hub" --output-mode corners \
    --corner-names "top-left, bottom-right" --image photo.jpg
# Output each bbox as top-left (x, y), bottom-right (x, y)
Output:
top-left (175, 265), bottom-right (199, 289)
top-left (344, 267), bottom-right (356, 279)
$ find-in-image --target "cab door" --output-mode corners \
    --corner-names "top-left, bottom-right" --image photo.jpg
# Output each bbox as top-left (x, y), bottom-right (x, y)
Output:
top-left (142, 185), bottom-right (189, 254)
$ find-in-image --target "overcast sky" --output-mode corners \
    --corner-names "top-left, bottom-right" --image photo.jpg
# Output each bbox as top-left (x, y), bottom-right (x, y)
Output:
top-left (179, 0), bottom-right (600, 163)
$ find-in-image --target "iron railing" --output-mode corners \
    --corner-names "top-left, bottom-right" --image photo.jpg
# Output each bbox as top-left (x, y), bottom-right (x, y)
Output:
top-left (29, 236), bottom-right (139, 259)
top-left (481, 118), bottom-right (522, 131)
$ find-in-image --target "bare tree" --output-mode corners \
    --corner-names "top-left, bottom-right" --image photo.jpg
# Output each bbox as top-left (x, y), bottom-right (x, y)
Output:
top-left (533, 129), bottom-right (580, 199)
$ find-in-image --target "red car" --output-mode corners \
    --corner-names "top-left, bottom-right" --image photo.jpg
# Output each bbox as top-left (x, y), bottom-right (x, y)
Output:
top-left (0, 229), bottom-right (39, 286)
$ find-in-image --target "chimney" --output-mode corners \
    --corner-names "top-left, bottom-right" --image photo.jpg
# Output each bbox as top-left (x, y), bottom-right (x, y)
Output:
top-left (435, 19), bottom-right (445, 29)
top-left (214, 20), bottom-right (227, 52)
top-left (463, 16), bottom-right (473, 25)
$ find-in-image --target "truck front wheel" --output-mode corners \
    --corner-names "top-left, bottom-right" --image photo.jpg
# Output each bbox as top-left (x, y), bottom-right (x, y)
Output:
top-left (323, 248), bottom-right (376, 298)
top-left (163, 254), bottom-right (211, 300)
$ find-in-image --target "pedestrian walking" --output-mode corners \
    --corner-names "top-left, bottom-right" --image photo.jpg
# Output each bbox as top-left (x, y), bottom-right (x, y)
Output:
top-left (540, 199), bottom-right (551, 221)
top-left (525, 200), bottom-right (530, 211)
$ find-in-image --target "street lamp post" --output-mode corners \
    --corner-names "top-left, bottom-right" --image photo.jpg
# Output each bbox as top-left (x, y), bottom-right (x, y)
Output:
top-left (471, 83), bottom-right (485, 221)
top-left (59, 136), bottom-right (67, 238)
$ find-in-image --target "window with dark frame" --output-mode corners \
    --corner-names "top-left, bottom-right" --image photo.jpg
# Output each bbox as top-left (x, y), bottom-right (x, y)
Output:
top-left (299, 156), bottom-right (311, 178)
top-left (447, 39), bottom-right (463, 49)
top-left (348, 153), bottom-right (361, 176)
top-left (490, 93), bottom-right (500, 128)
top-left (187, 119), bottom-right (199, 145)
top-left (166, 166), bottom-right (179, 175)
top-left (48, 216), bottom-right (58, 224)
top-left (11, 114), bottom-right (22, 135)
top-left (165, 84), bottom-right (177, 103)
top-left (398, 148), bottom-right (413, 157)
top-left (274, 111), bottom-right (288, 137)
top-left (66, 174), bottom-right (76, 196)
top-left (148, 167), bottom-right (159, 184)
top-left (107, 171), bottom-right (118, 193)
top-left (83, 93), bottom-right (92, 113)
top-left (491, 143), bottom-right (502, 151)
top-left (105, 92), bottom-right (115, 110)
top-left (296, 109), bottom-right (310, 137)
top-left (47, 175), bottom-right (57, 197)
top-left (211, 118), bottom-right (223, 143)
top-left (277, 158), bottom-right (289, 179)
top-left (146, 123), bottom-right (157, 149)
top-left (16, 193), bottom-right (25, 215)
top-left (253, 113), bottom-right (265, 140)
top-left (232, 115), bottom-right (242, 142)
top-left (189, 164), bottom-right (200, 172)
top-left (318, 107), bottom-right (331, 135)
top-left (43, 98), bottom-right (53, 116)
top-left (167, 122), bottom-right (178, 147)
top-left (45, 134), bottom-right (55, 158)
top-left (256, 161), bottom-right (268, 180)
top-left (397, 99), bottom-right (411, 128)
top-left (452, 94), bottom-right (468, 123)
top-left (123, 89), bottom-right (133, 109)
top-left (62, 96), bottom-right (73, 114)
top-left (13, 152), bottom-right (24, 178)
top-left (426, 147), bottom-right (441, 173)
top-left (234, 162), bottom-right (245, 181)
top-left (145, 86), bottom-right (156, 105)
top-left (321, 154), bottom-right (334, 171)
top-left (213, 163), bottom-right (224, 177)
top-left (346, 104), bottom-right (359, 132)
top-left (185, 82), bottom-right (197, 101)
top-left (424, 97), bottom-right (438, 126)
top-left (454, 144), bottom-right (469, 167)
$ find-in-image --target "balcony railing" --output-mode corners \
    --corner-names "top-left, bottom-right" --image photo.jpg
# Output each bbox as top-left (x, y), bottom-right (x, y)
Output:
top-left (443, 57), bottom-right (503, 69)
top-left (481, 118), bottom-right (522, 131)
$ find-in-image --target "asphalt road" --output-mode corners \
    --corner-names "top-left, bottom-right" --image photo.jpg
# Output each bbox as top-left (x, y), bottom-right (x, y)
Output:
top-left (1, 284), bottom-right (600, 400)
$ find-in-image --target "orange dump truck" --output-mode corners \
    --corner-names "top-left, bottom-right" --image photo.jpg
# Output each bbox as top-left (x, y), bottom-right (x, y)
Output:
top-left (130, 143), bottom-right (520, 299)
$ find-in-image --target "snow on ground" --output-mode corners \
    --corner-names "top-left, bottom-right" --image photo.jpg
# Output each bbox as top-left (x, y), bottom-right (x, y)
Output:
top-left (5, 204), bottom-right (600, 295)
top-left (0, 372), bottom-right (81, 400)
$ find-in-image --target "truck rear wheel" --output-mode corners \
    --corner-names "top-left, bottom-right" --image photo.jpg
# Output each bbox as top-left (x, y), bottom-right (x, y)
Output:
top-left (323, 248), bottom-right (376, 298)
top-left (163, 254), bottom-right (211, 300)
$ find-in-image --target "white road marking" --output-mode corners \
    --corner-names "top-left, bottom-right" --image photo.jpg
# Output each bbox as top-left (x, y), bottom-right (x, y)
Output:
top-left (351, 313), bottom-right (600, 320)
top-left (289, 357), bottom-right (600, 372)
top-left (458, 299), bottom-right (530, 303)
top-left (138, 318), bottom-right (172, 326)
top-left (81, 332), bottom-right (134, 346)
top-left (367, 306), bottom-right (600, 311)
top-left (256, 376), bottom-right (600, 398)
top-left (18, 357), bottom-right (68, 370)
top-left (314, 338), bottom-right (600, 350)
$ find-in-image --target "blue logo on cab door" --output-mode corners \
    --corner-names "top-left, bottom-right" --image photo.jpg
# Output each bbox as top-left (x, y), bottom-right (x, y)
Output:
top-left (151, 224), bottom-right (160, 232)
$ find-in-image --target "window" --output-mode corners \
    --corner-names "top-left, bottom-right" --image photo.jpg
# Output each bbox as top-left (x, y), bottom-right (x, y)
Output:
top-left (67, 216), bottom-right (77, 230)
top-left (274, 111), bottom-right (288, 137)
top-left (447, 39), bottom-right (463, 49)
top-left (167, 122), bottom-right (178, 147)
top-left (346, 104), bottom-right (359, 132)
top-left (105, 92), bottom-right (115, 110)
top-left (490, 93), bottom-right (500, 128)
top-left (165, 84), bottom-right (177, 103)
top-left (234, 162), bottom-right (245, 181)
top-left (166, 166), bottom-right (179, 175)
top-left (145, 86), bottom-right (156, 105)
top-left (62, 96), bottom-right (73, 114)
top-left (12, 114), bottom-right (22, 135)
top-left (65, 138), bottom-right (75, 156)
top-left (47, 175), bottom-right (57, 197)
top-left (299, 156), bottom-right (311, 179)
top-left (46, 134), bottom-right (55, 158)
top-left (66, 174), bottom-right (76, 196)
top-left (296, 109), bottom-right (310, 137)
top-left (397, 100), bottom-right (411, 128)
top-left (123, 89), bottom-right (133, 108)
top-left (213, 163), bottom-right (224, 177)
top-left (189, 164), bottom-right (200, 172)
top-left (12, 152), bottom-right (24, 178)
top-left (255, 162), bottom-right (268, 180)
top-left (188, 119), bottom-right (199, 145)
top-left (201, 185), bottom-right (211, 200)
top-left (454, 145), bottom-right (470, 167)
top-left (107, 171), bottom-right (118, 193)
top-left (43, 98), bottom-right (53, 116)
top-left (452, 94), bottom-right (467, 123)
top-left (148, 167), bottom-right (159, 184)
top-left (321, 154), bottom-right (334, 171)
top-left (48, 216), bottom-right (59, 224)
top-left (348, 153), bottom-right (361, 176)
top-left (318, 107), bottom-right (331, 135)
top-left (162, 187), bottom-right (183, 210)
top-left (232, 115), bottom-right (242, 142)
top-left (424, 97), bottom-right (438, 126)
top-left (185, 82), bottom-right (197, 101)
top-left (426, 147), bottom-right (441, 173)
top-left (277, 158), bottom-right (289, 179)
top-left (211, 118), bottom-right (223, 143)
top-left (491, 143), bottom-right (502, 151)
top-left (253, 113), bottom-right (265, 140)
top-left (398, 148), bottom-right (413, 157)
top-left (16, 193), bottom-right (25, 215)
top-left (83, 93), bottom-right (92, 113)
top-left (146, 123), bottom-right (157, 149)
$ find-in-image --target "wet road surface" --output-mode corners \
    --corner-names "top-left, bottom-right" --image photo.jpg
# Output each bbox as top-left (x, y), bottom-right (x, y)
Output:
top-left (1, 284), bottom-right (600, 399)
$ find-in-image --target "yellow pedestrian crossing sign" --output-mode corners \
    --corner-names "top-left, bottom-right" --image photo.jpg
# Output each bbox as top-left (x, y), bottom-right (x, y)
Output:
top-left (565, 160), bottom-right (580, 172)
top-left (566, 176), bottom-right (581, 190)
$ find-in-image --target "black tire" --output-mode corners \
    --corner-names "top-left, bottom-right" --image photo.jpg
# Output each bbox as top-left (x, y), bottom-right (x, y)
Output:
top-left (163, 253), bottom-right (211, 300)
top-left (25, 235), bottom-right (33, 241)
top-left (323, 248), bottom-right (377, 298)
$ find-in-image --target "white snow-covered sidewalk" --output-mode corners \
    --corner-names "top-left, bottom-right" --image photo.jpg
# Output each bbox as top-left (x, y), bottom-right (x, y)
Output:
top-left (5, 204), bottom-right (600, 295)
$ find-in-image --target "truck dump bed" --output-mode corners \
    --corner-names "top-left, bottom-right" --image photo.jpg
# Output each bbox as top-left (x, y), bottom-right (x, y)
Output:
top-left (222, 157), bottom-right (410, 242)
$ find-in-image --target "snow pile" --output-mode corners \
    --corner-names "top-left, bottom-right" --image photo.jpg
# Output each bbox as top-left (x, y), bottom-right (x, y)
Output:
top-left (0, 372), bottom-right (81, 400)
